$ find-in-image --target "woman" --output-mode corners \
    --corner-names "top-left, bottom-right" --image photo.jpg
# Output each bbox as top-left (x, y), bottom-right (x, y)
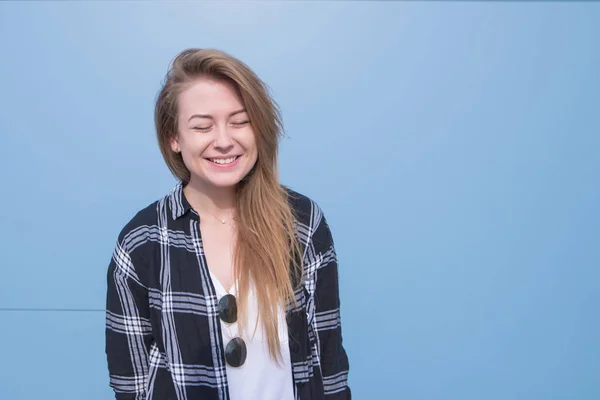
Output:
top-left (105, 48), bottom-right (350, 400)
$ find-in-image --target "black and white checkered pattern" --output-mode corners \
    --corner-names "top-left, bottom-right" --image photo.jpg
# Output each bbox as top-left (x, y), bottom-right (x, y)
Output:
top-left (105, 182), bottom-right (351, 399)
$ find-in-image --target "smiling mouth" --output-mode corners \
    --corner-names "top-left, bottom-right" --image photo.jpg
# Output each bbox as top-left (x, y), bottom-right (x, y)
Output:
top-left (207, 156), bottom-right (240, 165)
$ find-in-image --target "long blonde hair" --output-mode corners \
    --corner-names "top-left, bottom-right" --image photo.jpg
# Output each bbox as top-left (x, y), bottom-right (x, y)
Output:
top-left (154, 48), bottom-right (303, 362)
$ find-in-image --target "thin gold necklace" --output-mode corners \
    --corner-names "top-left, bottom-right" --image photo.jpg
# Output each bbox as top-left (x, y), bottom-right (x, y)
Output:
top-left (199, 207), bottom-right (236, 226)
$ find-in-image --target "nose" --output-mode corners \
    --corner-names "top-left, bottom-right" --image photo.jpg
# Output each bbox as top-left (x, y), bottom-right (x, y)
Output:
top-left (212, 124), bottom-right (234, 152)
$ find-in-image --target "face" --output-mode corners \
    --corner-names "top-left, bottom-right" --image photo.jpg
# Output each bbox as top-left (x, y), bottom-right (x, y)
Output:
top-left (171, 78), bottom-right (258, 190)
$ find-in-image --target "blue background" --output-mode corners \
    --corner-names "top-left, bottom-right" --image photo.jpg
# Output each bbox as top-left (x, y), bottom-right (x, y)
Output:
top-left (1, 1), bottom-right (599, 399)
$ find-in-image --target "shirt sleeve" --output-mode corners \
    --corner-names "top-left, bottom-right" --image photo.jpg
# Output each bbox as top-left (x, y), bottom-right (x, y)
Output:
top-left (105, 233), bottom-right (153, 400)
top-left (312, 210), bottom-right (351, 399)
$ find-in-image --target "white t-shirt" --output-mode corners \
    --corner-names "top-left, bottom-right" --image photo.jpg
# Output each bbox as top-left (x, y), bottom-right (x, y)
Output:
top-left (208, 269), bottom-right (295, 400)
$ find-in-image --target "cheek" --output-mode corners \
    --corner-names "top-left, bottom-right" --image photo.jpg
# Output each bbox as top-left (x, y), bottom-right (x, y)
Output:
top-left (178, 138), bottom-right (207, 169)
top-left (179, 151), bottom-right (195, 171)
top-left (246, 139), bottom-right (258, 164)
top-left (243, 129), bottom-right (258, 152)
top-left (180, 135), bottom-right (211, 155)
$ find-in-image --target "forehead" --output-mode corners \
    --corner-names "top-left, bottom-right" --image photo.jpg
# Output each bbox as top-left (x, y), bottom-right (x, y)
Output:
top-left (177, 78), bottom-right (245, 118)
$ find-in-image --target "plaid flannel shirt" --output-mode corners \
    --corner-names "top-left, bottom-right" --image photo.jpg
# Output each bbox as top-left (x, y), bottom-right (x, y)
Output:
top-left (105, 182), bottom-right (351, 399)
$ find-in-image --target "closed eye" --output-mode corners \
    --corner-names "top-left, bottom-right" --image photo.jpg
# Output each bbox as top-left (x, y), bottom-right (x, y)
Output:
top-left (192, 126), bottom-right (211, 132)
top-left (231, 120), bottom-right (249, 127)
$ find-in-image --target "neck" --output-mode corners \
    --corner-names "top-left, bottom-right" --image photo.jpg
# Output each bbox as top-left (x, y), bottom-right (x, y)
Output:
top-left (183, 178), bottom-right (237, 219)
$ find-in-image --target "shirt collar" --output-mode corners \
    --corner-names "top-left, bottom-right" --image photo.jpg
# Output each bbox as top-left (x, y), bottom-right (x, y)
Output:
top-left (168, 181), bottom-right (193, 220)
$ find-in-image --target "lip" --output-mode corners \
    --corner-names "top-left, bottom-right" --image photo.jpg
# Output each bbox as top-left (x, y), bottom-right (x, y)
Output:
top-left (204, 155), bottom-right (241, 169)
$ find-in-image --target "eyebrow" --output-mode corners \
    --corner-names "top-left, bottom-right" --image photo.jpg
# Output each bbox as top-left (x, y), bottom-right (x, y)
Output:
top-left (187, 108), bottom-right (247, 122)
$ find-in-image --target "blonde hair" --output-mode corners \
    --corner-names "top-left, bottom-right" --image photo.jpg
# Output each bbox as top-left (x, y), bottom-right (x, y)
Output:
top-left (154, 48), bottom-right (303, 362)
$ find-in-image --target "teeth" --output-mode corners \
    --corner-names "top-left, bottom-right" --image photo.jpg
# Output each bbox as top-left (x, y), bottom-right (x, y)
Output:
top-left (210, 156), bottom-right (237, 165)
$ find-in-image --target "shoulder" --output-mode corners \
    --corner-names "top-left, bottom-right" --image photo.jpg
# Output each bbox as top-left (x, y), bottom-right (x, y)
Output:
top-left (114, 198), bottom-right (162, 256)
top-left (284, 186), bottom-right (322, 225)
top-left (283, 186), bottom-right (333, 249)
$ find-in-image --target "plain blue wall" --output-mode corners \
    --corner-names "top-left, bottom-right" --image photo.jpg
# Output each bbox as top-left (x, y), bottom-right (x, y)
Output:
top-left (1, 2), bottom-right (599, 399)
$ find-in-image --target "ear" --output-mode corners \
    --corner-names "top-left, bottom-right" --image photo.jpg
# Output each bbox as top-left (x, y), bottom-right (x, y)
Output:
top-left (169, 135), bottom-right (181, 153)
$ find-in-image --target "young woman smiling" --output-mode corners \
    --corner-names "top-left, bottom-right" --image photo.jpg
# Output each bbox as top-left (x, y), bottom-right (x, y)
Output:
top-left (105, 48), bottom-right (351, 400)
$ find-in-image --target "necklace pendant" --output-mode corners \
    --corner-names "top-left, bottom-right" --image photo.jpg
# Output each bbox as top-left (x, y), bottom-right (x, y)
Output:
top-left (221, 220), bottom-right (226, 224)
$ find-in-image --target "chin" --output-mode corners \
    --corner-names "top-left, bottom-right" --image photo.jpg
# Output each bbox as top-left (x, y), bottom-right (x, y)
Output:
top-left (205, 175), bottom-right (247, 188)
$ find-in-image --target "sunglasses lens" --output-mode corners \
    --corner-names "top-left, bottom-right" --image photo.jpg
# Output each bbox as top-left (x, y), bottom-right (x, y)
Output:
top-left (218, 294), bottom-right (237, 323)
top-left (225, 337), bottom-right (247, 367)
top-left (218, 294), bottom-right (245, 367)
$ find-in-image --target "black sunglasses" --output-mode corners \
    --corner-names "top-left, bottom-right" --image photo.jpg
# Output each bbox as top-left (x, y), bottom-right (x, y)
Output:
top-left (218, 294), bottom-right (247, 367)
